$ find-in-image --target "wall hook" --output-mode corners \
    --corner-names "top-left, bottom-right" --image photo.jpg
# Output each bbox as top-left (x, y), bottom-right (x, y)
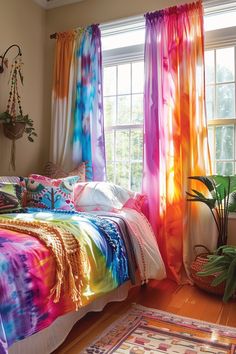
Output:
top-left (0, 44), bottom-right (22, 74)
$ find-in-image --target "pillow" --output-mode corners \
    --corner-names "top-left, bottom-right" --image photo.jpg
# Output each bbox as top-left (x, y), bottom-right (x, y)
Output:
top-left (0, 183), bottom-right (23, 213)
top-left (44, 161), bottom-right (86, 181)
top-left (74, 182), bottom-right (146, 213)
top-left (25, 174), bottom-right (80, 211)
top-left (0, 176), bottom-right (20, 184)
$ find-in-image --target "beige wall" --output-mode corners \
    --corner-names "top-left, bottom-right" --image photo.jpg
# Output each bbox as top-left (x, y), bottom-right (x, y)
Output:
top-left (0, 0), bottom-right (48, 176)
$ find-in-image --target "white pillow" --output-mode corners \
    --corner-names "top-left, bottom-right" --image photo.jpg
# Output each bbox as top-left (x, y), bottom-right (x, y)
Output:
top-left (74, 182), bottom-right (136, 211)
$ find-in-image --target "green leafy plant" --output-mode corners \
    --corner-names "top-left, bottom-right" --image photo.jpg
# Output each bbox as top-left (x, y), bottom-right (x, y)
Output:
top-left (0, 111), bottom-right (37, 142)
top-left (197, 245), bottom-right (236, 302)
top-left (186, 175), bottom-right (236, 248)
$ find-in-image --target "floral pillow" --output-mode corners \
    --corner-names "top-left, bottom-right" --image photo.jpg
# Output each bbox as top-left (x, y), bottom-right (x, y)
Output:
top-left (0, 183), bottom-right (23, 213)
top-left (24, 174), bottom-right (80, 211)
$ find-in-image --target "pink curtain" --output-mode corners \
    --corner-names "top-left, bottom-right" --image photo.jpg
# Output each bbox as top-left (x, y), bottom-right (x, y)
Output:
top-left (143, 1), bottom-right (211, 282)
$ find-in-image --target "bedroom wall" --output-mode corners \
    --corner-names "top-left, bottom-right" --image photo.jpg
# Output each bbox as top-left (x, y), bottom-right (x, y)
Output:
top-left (0, 0), bottom-right (48, 176)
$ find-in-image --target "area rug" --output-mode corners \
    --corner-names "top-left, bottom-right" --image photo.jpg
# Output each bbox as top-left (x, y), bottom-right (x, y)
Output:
top-left (82, 304), bottom-right (236, 353)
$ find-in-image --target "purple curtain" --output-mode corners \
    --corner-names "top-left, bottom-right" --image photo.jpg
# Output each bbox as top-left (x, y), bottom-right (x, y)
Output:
top-left (142, 2), bottom-right (211, 281)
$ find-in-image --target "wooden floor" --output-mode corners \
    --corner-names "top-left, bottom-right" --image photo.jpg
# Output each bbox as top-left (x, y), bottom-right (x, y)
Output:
top-left (54, 280), bottom-right (236, 353)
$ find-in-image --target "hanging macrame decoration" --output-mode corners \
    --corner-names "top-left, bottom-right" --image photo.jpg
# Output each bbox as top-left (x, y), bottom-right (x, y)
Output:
top-left (0, 52), bottom-right (37, 171)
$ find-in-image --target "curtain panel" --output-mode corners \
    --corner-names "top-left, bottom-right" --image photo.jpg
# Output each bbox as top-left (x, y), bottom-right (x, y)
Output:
top-left (50, 25), bottom-right (106, 181)
top-left (143, 1), bottom-right (211, 282)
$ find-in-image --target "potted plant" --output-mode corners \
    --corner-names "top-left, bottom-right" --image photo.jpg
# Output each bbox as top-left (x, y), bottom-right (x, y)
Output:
top-left (186, 175), bottom-right (236, 300)
top-left (187, 175), bottom-right (236, 248)
top-left (0, 54), bottom-right (37, 169)
top-left (198, 245), bottom-right (236, 302)
top-left (0, 111), bottom-right (36, 142)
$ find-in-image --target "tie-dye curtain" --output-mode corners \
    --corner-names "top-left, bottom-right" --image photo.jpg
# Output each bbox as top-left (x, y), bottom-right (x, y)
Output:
top-left (143, 1), bottom-right (211, 282)
top-left (73, 25), bottom-right (106, 181)
top-left (50, 25), bottom-right (106, 181)
top-left (51, 31), bottom-right (76, 170)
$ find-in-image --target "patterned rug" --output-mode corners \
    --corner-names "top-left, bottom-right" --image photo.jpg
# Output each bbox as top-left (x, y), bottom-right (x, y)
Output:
top-left (82, 304), bottom-right (236, 353)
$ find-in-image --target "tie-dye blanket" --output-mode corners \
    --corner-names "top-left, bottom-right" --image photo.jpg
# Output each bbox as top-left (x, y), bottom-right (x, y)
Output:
top-left (0, 209), bottom-right (135, 354)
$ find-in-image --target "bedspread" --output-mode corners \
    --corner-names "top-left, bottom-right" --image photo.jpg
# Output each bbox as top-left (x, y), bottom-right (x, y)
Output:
top-left (0, 210), bottom-right (134, 354)
top-left (0, 209), bottom-right (166, 354)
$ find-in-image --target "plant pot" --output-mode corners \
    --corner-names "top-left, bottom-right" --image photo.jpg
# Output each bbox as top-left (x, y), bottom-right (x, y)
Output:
top-left (3, 122), bottom-right (26, 140)
top-left (190, 253), bottom-right (225, 296)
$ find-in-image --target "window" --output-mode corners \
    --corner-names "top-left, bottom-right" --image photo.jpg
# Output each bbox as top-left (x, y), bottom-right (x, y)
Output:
top-left (101, 19), bottom-right (144, 191)
top-left (205, 3), bottom-right (236, 175)
top-left (205, 46), bottom-right (236, 174)
top-left (102, 4), bottom-right (236, 191)
top-left (103, 61), bottom-right (144, 191)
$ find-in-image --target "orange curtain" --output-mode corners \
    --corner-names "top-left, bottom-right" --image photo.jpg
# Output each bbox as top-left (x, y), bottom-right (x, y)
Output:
top-left (143, 1), bottom-right (211, 282)
top-left (50, 31), bottom-right (77, 170)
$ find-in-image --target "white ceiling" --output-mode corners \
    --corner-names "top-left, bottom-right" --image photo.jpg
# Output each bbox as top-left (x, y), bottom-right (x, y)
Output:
top-left (33, 0), bottom-right (84, 10)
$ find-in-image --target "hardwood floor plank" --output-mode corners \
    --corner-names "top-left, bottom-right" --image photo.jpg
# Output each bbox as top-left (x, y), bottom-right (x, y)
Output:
top-left (54, 281), bottom-right (236, 354)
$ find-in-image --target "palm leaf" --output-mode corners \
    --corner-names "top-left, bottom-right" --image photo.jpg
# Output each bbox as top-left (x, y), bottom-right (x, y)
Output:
top-left (188, 176), bottom-right (215, 193)
top-left (211, 270), bottom-right (228, 286)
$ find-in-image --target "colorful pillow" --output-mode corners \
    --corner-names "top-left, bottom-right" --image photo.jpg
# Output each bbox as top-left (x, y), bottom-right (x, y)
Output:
top-left (0, 183), bottom-right (23, 213)
top-left (74, 182), bottom-right (146, 213)
top-left (25, 174), bottom-right (80, 211)
top-left (43, 161), bottom-right (86, 181)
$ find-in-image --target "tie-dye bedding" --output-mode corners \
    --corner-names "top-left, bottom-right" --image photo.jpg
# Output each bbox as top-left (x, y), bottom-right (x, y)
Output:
top-left (0, 208), bottom-right (166, 354)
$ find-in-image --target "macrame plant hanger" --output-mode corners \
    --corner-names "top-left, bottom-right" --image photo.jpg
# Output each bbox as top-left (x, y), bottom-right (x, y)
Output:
top-left (4, 54), bottom-right (24, 170)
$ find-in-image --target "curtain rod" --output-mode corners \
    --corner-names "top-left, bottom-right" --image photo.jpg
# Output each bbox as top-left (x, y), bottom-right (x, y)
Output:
top-left (49, 0), bottom-right (236, 39)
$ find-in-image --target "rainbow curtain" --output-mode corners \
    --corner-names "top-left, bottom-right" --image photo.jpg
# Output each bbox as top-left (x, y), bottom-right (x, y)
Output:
top-left (143, 1), bottom-right (211, 282)
top-left (51, 26), bottom-right (106, 181)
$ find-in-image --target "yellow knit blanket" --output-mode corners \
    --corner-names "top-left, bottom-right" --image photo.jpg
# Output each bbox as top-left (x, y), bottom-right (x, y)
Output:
top-left (0, 218), bottom-right (86, 309)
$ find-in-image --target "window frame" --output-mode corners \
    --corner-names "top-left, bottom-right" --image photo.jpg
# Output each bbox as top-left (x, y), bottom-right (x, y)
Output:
top-left (101, 6), bottom-right (236, 183)
top-left (101, 18), bottom-right (145, 190)
top-left (205, 17), bottom-right (236, 174)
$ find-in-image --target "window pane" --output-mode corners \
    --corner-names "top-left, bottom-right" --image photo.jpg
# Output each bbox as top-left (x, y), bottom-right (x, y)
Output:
top-left (216, 47), bottom-right (235, 83)
top-left (216, 125), bottom-right (234, 160)
top-left (117, 95), bottom-right (131, 124)
top-left (132, 94), bottom-right (143, 124)
top-left (131, 130), bottom-right (143, 160)
top-left (106, 163), bottom-right (114, 182)
top-left (205, 11), bottom-right (236, 32)
top-left (216, 162), bottom-right (234, 175)
top-left (208, 126), bottom-right (214, 163)
top-left (206, 86), bottom-right (214, 120)
top-left (104, 97), bottom-right (116, 127)
top-left (205, 50), bottom-right (214, 85)
top-left (115, 130), bottom-right (129, 161)
top-left (216, 83), bottom-right (235, 118)
top-left (118, 64), bottom-right (131, 94)
top-left (115, 162), bottom-right (129, 189)
top-left (131, 163), bottom-right (142, 192)
top-left (132, 61), bottom-right (144, 93)
top-left (104, 66), bottom-right (116, 96)
top-left (102, 28), bottom-right (145, 51)
top-left (105, 131), bottom-right (114, 162)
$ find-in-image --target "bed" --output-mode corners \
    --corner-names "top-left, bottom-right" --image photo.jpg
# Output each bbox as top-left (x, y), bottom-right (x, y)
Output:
top-left (0, 177), bottom-right (166, 354)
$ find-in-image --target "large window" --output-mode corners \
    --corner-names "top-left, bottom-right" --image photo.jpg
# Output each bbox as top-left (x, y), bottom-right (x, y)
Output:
top-left (101, 4), bottom-right (236, 191)
top-left (102, 19), bottom-right (144, 191)
top-left (103, 61), bottom-right (144, 191)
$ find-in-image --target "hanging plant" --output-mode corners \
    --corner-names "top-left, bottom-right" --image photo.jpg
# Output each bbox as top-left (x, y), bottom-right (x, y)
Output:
top-left (0, 53), bottom-right (37, 170)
